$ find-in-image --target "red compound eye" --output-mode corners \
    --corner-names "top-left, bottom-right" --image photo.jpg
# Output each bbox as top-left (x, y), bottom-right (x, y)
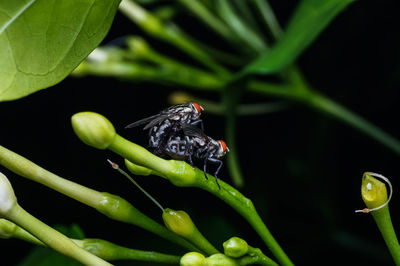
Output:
top-left (191, 102), bottom-right (203, 114)
top-left (219, 140), bottom-right (227, 152)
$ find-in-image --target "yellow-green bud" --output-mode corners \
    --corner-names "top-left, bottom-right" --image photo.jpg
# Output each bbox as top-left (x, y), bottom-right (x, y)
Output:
top-left (223, 237), bottom-right (248, 258)
top-left (180, 252), bottom-right (206, 266)
top-left (205, 254), bottom-right (237, 266)
top-left (125, 159), bottom-right (153, 176)
top-left (162, 209), bottom-right (195, 237)
top-left (126, 36), bottom-right (150, 56)
top-left (0, 172), bottom-right (17, 217)
top-left (71, 112), bottom-right (116, 150)
top-left (362, 172), bottom-right (388, 210)
top-left (0, 218), bottom-right (16, 239)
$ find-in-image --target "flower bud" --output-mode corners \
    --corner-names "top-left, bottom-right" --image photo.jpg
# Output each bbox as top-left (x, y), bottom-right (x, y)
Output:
top-left (223, 237), bottom-right (248, 258)
top-left (362, 172), bottom-right (388, 210)
top-left (125, 159), bottom-right (153, 176)
top-left (0, 172), bottom-right (17, 217)
top-left (71, 112), bottom-right (116, 150)
top-left (0, 218), bottom-right (16, 239)
top-left (162, 209), bottom-right (195, 237)
top-left (126, 36), bottom-right (150, 56)
top-left (180, 252), bottom-right (206, 266)
top-left (205, 254), bottom-right (237, 266)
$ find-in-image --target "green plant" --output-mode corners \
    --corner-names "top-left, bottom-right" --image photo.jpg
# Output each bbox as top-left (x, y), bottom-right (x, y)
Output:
top-left (1, 0), bottom-right (400, 265)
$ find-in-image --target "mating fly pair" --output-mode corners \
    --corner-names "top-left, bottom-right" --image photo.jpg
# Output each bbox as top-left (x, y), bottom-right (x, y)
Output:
top-left (125, 102), bottom-right (229, 189)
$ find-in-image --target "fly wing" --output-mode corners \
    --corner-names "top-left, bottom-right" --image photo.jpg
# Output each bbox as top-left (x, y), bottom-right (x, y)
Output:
top-left (142, 114), bottom-right (171, 130)
top-left (181, 123), bottom-right (205, 138)
top-left (125, 114), bottom-right (161, 129)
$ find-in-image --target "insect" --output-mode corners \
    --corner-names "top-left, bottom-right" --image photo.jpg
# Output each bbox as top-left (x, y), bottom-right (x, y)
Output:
top-left (160, 123), bottom-right (229, 189)
top-left (125, 102), bottom-right (204, 150)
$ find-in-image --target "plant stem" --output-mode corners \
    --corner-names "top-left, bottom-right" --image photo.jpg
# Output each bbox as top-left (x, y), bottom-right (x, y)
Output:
top-left (247, 81), bottom-right (400, 155)
top-left (7, 204), bottom-right (111, 266)
top-left (118, 0), bottom-right (230, 77)
top-left (177, 0), bottom-right (236, 43)
top-left (223, 87), bottom-right (245, 187)
top-left (0, 144), bottom-right (199, 252)
top-left (370, 206), bottom-right (400, 265)
top-left (216, 0), bottom-right (267, 54)
top-left (74, 238), bottom-right (181, 263)
top-left (253, 0), bottom-right (283, 39)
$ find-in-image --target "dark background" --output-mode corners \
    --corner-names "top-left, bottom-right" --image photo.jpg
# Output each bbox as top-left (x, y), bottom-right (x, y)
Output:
top-left (1, 0), bottom-right (400, 265)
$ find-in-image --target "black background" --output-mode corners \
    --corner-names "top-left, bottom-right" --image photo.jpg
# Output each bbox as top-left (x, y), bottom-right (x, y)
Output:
top-left (1, 0), bottom-right (400, 265)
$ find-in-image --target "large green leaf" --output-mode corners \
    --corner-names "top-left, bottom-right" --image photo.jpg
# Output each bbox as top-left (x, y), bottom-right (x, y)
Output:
top-left (0, 0), bottom-right (121, 101)
top-left (240, 0), bottom-right (354, 76)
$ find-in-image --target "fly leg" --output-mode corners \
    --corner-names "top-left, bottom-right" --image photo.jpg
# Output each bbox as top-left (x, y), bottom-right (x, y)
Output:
top-left (206, 157), bottom-right (223, 190)
top-left (185, 136), bottom-right (195, 168)
top-left (203, 154), bottom-right (209, 181)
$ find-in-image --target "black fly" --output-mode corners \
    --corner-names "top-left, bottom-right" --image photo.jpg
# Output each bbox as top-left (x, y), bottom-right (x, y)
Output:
top-left (125, 102), bottom-right (204, 152)
top-left (126, 102), bottom-right (229, 189)
top-left (160, 123), bottom-right (229, 189)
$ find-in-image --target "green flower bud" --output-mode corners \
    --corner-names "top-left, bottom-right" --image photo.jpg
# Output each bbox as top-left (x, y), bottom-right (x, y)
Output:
top-left (125, 159), bottom-right (154, 176)
top-left (223, 237), bottom-right (248, 258)
top-left (180, 252), bottom-right (206, 266)
top-left (205, 254), bottom-right (237, 266)
top-left (71, 112), bottom-right (116, 150)
top-left (126, 36), bottom-right (150, 56)
top-left (0, 218), bottom-right (16, 239)
top-left (0, 172), bottom-right (17, 217)
top-left (163, 208), bottom-right (195, 237)
top-left (362, 172), bottom-right (388, 210)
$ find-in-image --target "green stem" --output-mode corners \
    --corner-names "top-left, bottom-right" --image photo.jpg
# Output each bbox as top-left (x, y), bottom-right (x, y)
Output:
top-left (0, 145), bottom-right (199, 252)
top-left (113, 138), bottom-right (293, 265)
top-left (118, 0), bottom-right (230, 77)
top-left (370, 206), bottom-right (400, 265)
top-left (74, 238), bottom-right (181, 263)
top-left (247, 81), bottom-right (400, 155)
top-left (216, 0), bottom-right (267, 54)
top-left (239, 246), bottom-right (278, 266)
top-left (76, 60), bottom-right (224, 90)
top-left (7, 204), bottom-right (111, 266)
top-left (193, 172), bottom-right (293, 266)
top-left (177, 0), bottom-right (236, 43)
top-left (223, 87), bottom-right (245, 187)
top-left (253, 0), bottom-right (283, 39)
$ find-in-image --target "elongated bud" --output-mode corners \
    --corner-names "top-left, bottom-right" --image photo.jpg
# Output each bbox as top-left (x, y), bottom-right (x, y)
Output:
top-left (0, 218), bottom-right (16, 239)
top-left (126, 36), bottom-right (150, 56)
top-left (125, 159), bottom-right (154, 176)
top-left (180, 252), bottom-right (206, 266)
top-left (0, 172), bottom-right (17, 217)
top-left (162, 209), bottom-right (195, 237)
top-left (205, 254), bottom-right (237, 266)
top-left (71, 112), bottom-right (116, 149)
top-left (223, 237), bottom-right (248, 258)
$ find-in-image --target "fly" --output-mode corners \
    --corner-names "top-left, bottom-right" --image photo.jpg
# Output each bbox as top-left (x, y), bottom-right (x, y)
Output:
top-left (160, 123), bottom-right (229, 189)
top-left (125, 102), bottom-right (204, 151)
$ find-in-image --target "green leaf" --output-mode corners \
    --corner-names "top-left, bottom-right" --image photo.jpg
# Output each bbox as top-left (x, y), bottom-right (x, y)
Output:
top-left (0, 0), bottom-right (121, 101)
top-left (239, 0), bottom-right (354, 76)
top-left (18, 224), bottom-right (85, 266)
